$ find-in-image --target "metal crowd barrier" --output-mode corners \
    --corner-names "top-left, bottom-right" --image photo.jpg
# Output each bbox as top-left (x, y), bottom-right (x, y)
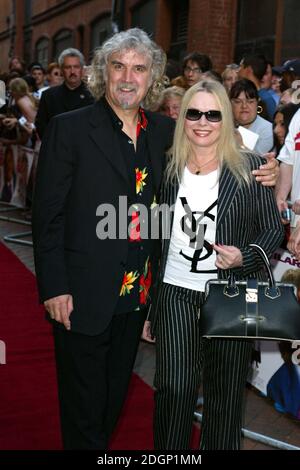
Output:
top-left (0, 143), bottom-right (36, 247)
top-left (194, 408), bottom-right (300, 450)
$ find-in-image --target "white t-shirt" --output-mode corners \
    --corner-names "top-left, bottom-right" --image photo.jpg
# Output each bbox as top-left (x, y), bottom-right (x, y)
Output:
top-left (278, 108), bottom-right (300, 227)
top-left (163, 166), bottom-right (219, 292)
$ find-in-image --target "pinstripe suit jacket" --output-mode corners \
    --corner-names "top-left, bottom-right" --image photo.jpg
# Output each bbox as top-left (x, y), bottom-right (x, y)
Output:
top-left (150, 153), bottom-right (284, 326)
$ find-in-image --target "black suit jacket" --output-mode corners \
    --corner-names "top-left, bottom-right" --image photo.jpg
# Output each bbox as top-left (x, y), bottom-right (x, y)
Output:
top-left (35, 82), bottom-right (94, 139)
top-left (149, 155), bottom-right (284, 329)
top-left (32, 99), bottom-right (175, 335)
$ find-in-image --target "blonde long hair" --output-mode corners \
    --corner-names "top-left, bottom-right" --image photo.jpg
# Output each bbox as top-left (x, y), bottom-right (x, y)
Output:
top-left (9, 77), bottom-right (37, 109)
top-left (166, 80), bottom-right (251, 184)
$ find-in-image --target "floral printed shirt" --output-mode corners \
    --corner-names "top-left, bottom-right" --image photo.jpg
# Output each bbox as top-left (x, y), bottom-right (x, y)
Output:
top-left (103, 99), bottom-right (155, 314)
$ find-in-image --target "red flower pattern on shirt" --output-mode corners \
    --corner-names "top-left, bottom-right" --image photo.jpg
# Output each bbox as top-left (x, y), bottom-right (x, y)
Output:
top-left (139, 257), bottom-right (152, 305)
top-left (119, 107), bottom-right (152, 304)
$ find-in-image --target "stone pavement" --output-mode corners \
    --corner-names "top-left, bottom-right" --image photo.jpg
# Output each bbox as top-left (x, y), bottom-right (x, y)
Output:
top-left (1, 206), bottom-right (299, 451)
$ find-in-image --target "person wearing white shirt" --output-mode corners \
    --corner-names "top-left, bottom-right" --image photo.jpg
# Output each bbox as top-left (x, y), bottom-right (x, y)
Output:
top-left (276, 108), bottom-right (300, 228)
top-left (143, 80), bottom-right (283, 450)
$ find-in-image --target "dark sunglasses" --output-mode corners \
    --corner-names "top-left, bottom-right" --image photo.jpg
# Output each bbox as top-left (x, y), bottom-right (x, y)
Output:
top-left (185, 108), bottom-right (222, 122)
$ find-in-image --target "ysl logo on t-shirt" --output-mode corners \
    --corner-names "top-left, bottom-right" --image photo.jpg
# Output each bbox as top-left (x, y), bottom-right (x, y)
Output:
top-left (179, 197), bottom-right (218, 273)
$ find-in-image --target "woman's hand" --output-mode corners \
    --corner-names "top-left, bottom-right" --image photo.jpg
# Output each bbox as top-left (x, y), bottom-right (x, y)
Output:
top-left (288, 222), bottom-right (300, 260)
top-left (2, 117), bottom-right (18, 130)
top-left (292, 199), bottom-right (300, 215)
top-left (213, 244), bottom-right (243, 269)
top-left (141, 320), bottom-right (155, 343)
top-left (23, 121), bottom-right (34, 135)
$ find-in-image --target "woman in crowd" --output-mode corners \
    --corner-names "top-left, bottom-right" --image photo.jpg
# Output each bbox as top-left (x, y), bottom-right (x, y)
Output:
top-left (222, 63), bottom-right (239, 93)
top-left (158, 86), bottom-right (185, 120)
top-left (230, 78), bottom-right (273, 154)
top-left (143, 80), bottom-right (283, 449)
top-left (1, 77), bottom-right (37, 146)
top-left (273, 103), bottom-right (300, 153)
top-left (46, 62), bottom-right (63, 87)
top-left (2, 77), bottom-right (37, 133)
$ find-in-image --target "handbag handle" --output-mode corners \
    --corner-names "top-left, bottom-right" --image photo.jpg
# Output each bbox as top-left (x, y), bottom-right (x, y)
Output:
top-left (226, 244), bottom-right (275, 288)
top-left (248, 243), bottom-right (276, 288)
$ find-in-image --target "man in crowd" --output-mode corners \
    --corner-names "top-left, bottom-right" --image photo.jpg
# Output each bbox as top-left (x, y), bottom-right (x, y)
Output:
top-left (32, 28), bottom-right (279, 450)
top-left (276, 107), bottom-right (300, 259)
top-left (35, 48), bottom-right (94, 138)
top-left (29, 62), bottom-right (48, 99)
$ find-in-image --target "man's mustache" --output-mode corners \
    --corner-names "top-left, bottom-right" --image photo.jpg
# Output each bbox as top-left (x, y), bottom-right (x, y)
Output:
top-left (117, 83), bottom-right (137, 92)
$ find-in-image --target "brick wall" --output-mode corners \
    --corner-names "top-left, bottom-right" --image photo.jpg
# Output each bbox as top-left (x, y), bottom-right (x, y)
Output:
top-left (155, 0), bottom-right (172, 52)
top-left (32, 0), bottom-right (62, 17)
top-left (0, 39), bottom-right (11, 73)
top-left (0, 0), bottom-right (13, 72)
top-left (0, 0), bottom-right (11, 31)
top-left (187, 0), bottom-right (238, 73)
top-left (125, 0), bottom-right (238, 73)
top-left (0, 0), bottom-right (112, 71)
top-left (30, 0), bottom-right (111, 63)
top-left (0, 0), bottom-right (286, 77)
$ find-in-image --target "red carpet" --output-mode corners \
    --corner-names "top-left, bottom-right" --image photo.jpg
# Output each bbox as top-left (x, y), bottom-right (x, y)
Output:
top-left (0, 243), bottom-right (200, 450)
top-left (109, 374), bottom-right (201, 450)
top-left (0, 243), bottom-right (61, 449)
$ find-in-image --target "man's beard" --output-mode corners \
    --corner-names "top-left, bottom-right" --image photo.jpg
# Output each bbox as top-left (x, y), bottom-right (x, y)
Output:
top-left (120, 99), bottom-right (130, 110)
top-left (117, 83), bottom-right (138, 109)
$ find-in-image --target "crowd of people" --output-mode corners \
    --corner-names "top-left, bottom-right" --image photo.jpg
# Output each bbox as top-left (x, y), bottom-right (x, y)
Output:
top-left (1, 27), bottom-right (300, 450)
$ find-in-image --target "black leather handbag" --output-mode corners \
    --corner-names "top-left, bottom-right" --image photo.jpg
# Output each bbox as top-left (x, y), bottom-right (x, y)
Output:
top-left (200, 244), bottom-right (300, 341)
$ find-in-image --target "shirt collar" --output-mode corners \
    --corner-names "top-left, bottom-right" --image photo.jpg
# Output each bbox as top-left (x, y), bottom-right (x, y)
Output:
top-left (102, 97), bottom-right (148, 136)
top-left (136, 107), bottom-right (148, 138)
top-left (63, 81), bottom-right (85, 92)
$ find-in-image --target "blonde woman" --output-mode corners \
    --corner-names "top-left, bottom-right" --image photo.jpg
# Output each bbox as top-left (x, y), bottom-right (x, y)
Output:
top-left (2, 77), bottom-right (37, 137)
top-left (143, 80), bottom-right (284, 449)
top-left (159, 86), bottom-right (185, 120)
top-left (221, 63), bottom-right (239, 93)
top-left (47, 62), bottom-right (63, 87)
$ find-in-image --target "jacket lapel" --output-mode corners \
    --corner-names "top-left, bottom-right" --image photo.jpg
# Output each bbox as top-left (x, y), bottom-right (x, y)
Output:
top-left (145, 115), bottom-right (161, 196)
top-left (88, 101), bottom-right (132, 193)
top-left (160, 175), bottom-right (179, 277)
top-left (216, 164), bottom-right (240, 231)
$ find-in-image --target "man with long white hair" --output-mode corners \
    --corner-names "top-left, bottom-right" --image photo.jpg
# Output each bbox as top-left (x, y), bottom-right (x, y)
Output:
top-left (32, 28), bottom-right (174, 449)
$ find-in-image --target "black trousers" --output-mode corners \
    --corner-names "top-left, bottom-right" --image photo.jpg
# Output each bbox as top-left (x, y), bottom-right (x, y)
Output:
top-left (154, 283), bottom-right (253, 450)
top-left (53, 309), bottom-right (146, 449)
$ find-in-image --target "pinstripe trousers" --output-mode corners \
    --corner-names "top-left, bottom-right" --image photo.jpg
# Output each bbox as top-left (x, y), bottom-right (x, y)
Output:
top-left (153, 282), bottom-right (253, 450)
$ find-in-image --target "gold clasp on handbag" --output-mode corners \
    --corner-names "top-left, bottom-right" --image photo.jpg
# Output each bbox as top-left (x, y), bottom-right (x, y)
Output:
top-left (246, 288), bottom-right (258, 303)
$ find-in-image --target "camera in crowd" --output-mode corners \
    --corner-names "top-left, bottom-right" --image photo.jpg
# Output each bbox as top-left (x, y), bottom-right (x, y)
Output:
top-left (281, 200), bottom-right (293, 221)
